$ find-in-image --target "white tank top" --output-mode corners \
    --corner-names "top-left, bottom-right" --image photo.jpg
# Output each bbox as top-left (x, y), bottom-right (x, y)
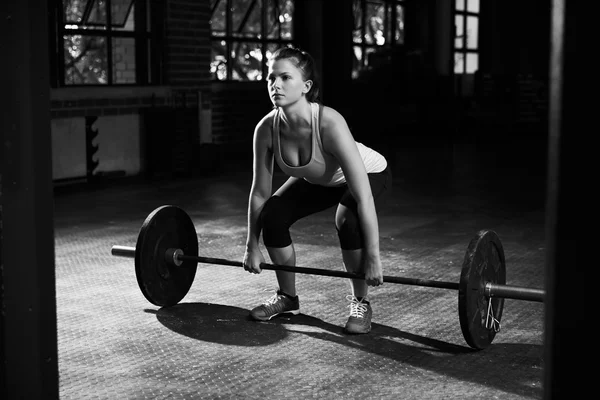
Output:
top-left (273, 102), bottom-right (387, 186)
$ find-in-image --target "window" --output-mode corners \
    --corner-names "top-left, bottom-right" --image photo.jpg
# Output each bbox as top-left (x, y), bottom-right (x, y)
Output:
top-left (210, 0), bottom-right (295, 81)
top-left (454, 0), bottom-right (479, 74)
top-left (52, 0), bottom-right (157, 86)
top-left (352, 0), bottom-right (405, 79)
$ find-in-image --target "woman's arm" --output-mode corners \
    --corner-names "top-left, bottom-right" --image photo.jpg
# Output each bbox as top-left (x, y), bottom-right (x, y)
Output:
top-left (244, 114), bottom-right (275, 273)
top-left (321, 107), bottom-right (383, 285)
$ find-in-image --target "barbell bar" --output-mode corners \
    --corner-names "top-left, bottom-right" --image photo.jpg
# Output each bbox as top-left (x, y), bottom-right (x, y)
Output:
top-left (112, 245), bottom-right (545, 302)
top-left (112, 245), bottom-right (464, 290)
top-left (111, 204), bottom-right (545, 350)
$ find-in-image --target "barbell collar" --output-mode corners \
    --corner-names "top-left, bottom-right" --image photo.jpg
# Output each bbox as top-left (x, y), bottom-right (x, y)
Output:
top-left (166, 248), bottom-right (184, 267)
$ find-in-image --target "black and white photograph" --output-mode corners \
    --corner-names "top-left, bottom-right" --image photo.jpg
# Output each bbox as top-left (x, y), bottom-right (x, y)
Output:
top-left (1, 0), bottom-right (579, 399)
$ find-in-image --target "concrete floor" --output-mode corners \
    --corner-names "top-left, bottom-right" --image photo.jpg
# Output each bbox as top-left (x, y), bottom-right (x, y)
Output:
top-left (53, 154), bottom-right (547, 399)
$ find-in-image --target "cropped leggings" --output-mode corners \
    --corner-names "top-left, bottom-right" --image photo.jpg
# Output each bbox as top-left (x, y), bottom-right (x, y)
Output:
top-left (260, 167), bottom-right (392, 250)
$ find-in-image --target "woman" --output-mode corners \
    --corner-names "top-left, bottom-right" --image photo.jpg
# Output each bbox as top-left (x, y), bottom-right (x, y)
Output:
top-left (242, 47), bottom-right (391, 334)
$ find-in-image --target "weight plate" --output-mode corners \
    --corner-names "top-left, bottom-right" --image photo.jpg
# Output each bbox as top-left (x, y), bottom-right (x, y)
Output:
top-left (135, 205), bottom-right (198, 307)
top-left (458, 230), bottom-right (506, 349)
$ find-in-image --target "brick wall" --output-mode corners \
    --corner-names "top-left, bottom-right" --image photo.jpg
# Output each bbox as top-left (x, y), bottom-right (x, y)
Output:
top-left (211, 82), bottom-right (272, 146)
top-left (50, 88), bottom-right (172, 119)
top-left (113, 38), bottom-right (136, 84)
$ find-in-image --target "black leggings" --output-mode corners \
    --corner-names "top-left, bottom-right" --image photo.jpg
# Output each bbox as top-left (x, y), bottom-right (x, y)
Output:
top-left (260, 167), bottom-right (392, 250)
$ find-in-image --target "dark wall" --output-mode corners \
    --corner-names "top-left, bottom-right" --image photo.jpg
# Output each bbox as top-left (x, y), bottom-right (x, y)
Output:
top-left (480, 0), bottom-right (552, 75)
top-left (474, 0), bottom-right (551, 181)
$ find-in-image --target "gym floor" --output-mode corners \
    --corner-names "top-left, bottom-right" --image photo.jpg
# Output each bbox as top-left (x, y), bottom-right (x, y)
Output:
top-left (53, 151), bottom-right (547, 399)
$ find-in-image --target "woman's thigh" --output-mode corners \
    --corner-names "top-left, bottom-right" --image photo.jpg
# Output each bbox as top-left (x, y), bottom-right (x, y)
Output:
top-left (338, 167), bottom-right (392, 214)
top-left (271, 177), bottom-right (346, 224)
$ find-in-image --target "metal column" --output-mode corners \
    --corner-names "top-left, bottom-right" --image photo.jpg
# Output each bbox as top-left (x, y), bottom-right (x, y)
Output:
top-left (0, 0), bottom-right (58, 398)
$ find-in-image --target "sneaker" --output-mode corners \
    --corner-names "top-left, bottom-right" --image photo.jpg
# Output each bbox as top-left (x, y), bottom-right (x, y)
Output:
top-left (344, 295), bottom-right (372, 334)
top-left (250, 290), bottom-right (300, 321)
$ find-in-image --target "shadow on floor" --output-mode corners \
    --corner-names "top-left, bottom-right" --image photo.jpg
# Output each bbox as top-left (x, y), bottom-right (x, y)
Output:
top-left (154, 302), bottom-right (543, 399)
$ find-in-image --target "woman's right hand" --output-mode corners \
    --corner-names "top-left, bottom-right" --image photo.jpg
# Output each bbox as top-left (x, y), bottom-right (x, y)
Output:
top-left (243, 248), bottom-right (265, 274)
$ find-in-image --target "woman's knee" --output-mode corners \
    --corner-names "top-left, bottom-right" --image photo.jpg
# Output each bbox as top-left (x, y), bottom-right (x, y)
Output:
top-left (335, 205), bottom-right (363, 250)
top-left (261, 196), bottom-right (293, 247)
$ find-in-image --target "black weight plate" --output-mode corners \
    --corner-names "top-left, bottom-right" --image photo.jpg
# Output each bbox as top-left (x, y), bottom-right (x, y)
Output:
top-left (135, 205), bottom-right (198, 307)
top-left (458, 230), bottom-right (506, 349)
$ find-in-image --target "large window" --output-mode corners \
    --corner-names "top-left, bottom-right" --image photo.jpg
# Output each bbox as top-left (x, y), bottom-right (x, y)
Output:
top-left (454, 0), bottom-right (479, 74)
top-left (52, 0), bottom-right (157, 86)
top-left (210, 0), bottom-right (295, 81)
top-left (352, 0), bottom-right (405, 79)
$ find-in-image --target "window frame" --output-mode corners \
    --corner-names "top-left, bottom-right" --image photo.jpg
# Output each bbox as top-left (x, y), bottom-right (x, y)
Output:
top-left (50, 0), bottom-right (160, 88)
top-left (209, 0), bottom-right (295, 81)
top-left (351, 0), bottom-right (406, 79)
top-left (453, 0), bottom-right (480, 75)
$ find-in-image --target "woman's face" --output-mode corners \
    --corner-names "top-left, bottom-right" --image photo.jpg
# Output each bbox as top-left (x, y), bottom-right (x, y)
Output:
top-left (267, 58), bottom-right (311, 107)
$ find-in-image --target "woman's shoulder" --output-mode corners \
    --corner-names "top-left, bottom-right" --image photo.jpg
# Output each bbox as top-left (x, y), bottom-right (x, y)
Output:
top-left (254, 108), bottom-right (277, 132)
top-left (253, 108), bottom-right (278, 147)
top-left (319, 104), bottom-right (349, 134)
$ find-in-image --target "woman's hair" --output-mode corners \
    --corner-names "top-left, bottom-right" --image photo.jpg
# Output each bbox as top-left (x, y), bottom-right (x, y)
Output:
top-left (270, 47), bottom-right (320, 103)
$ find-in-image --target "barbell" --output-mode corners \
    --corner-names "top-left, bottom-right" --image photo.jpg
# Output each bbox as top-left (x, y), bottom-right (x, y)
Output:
top-left (111, 205), bottom-right (545, 350)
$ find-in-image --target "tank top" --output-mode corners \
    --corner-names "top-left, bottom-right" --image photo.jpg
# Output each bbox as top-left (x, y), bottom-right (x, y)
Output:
top-left (273, 102), bottom-right (387, 186)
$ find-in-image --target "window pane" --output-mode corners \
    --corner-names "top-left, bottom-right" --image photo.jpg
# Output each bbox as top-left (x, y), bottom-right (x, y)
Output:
top-left (352, 0), bottom-right (363, 43)
top-left (112, 37), bottom-right (136, 83)
top-left (395, 4), bottom-right (404, 43)
top-left (466, 16), bottom-right (478, 49)
top-left (466, 52), bottom-right (478, 73)
top-left (365, 1), bottom-right (385, 45)
top-left (455, 15), bottom-right (464, 48)
top-left (64, 0), bottom-right (106, 29)
top-left (385, 3), bottom-right (392, 44)
top-left (210, 0), bottom-right (227, 37)
top-left (267, 0), bottom-right (294, 40)
top-left (232, 0), bottom-right (262, 38)
top-left (352, 46), bottom-right (363, 79)
top-left (266, 42), bottom-right (280, 63)
top-left (266, 42), bottom-right (281, 72)
top-left (456, 0), bottom-right (465, 11)
top-left (87, 0), bottom-right (107, 26)
top-left (64, 35), bottom-right (108, 84)
top-left (454, 52), bottom-right (464, 74)
top-left (64, 0), bottom-right (90, 24)
top-left (112, 0), bottom-right (134, 31)
top-left (467, 0), bottom-right (480, 13)
top-left (280, 0), bottom-right (294, 39)
top-left (231, 42), bottom-right (263, 81)
top-left (211, 40), bottom-right (228, 80)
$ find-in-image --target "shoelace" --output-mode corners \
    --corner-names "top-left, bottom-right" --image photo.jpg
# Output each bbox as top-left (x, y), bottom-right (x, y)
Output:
top-left (346, 295), bottom-right (368, 318)
top-left (263, 293), bottom-right (284, 306)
